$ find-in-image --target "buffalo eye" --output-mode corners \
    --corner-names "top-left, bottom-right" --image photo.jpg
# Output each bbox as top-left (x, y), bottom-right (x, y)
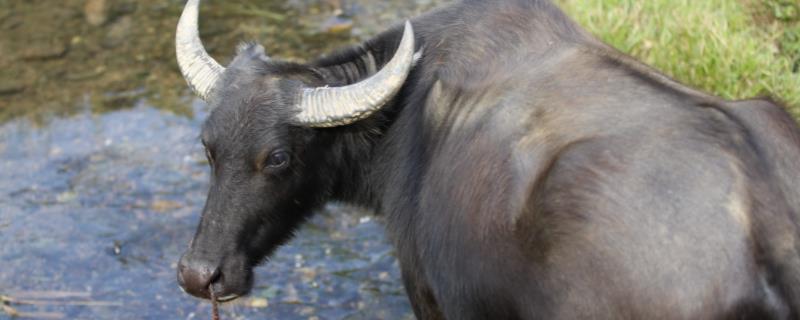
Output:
top-left (265, 150), bottom-right (290, 170)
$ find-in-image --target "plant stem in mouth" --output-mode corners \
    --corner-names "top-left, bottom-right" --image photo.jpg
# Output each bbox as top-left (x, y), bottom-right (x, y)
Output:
top-left (209, 286), bottom-right (220, 320)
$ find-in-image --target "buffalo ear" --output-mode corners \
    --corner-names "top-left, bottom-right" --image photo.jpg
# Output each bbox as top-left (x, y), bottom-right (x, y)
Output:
top-left (237, 42), bottom-right (270, 61)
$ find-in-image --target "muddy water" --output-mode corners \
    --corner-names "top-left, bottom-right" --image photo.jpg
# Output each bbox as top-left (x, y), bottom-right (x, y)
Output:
top-left (0, 0), bottom-right (446, 319)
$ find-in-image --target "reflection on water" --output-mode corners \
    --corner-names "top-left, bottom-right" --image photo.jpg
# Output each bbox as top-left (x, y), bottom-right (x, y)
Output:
top-left (0, 0), bottom-right (446, 318)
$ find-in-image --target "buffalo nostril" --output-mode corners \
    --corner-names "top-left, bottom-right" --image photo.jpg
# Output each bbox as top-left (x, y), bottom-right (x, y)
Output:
top-left (177, 257), bottom-right (222, 299)
top-left (208, 266), bottom-right (221, 284)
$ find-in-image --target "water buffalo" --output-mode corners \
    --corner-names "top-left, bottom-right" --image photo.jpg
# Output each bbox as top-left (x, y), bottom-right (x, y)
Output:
top-left (174, 0), bottom-right (800, 318)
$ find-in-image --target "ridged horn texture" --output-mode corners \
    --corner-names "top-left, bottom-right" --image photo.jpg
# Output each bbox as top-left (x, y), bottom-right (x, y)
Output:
top-left (176, 0), bottom-right (224, 101)
top-left (295, 21), bottom-right (416, 128)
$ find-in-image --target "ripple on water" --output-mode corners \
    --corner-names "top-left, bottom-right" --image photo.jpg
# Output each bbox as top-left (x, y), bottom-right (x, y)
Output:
top-left (0, 102), bottom-right (412, 319)
top-left (0, 0), bottom-right (453, 318)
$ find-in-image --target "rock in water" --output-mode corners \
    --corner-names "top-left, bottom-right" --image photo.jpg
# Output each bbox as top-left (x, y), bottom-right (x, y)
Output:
top-left (320, 15), bottom-right (353, 34)
top-left (21, 41), bottom-right (69, 61)
top-left (103, 16), bottom-right (133, 48)
top-left (0, 81), bottom-right (25, 96)
top-left (84, 0), bottom-right (108, 26)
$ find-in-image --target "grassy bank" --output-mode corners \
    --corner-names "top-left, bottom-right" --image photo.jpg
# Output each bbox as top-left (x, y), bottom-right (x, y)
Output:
top-left (557, 0), bottom-right (800, 117)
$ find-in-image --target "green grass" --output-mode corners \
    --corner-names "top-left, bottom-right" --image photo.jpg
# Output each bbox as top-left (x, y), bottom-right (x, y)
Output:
top-left (556, 0), bottom-right (800, 118)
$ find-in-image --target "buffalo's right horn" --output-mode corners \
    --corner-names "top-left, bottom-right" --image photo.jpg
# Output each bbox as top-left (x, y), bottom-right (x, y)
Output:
top-left (176, 0), bottom-right (224, 101)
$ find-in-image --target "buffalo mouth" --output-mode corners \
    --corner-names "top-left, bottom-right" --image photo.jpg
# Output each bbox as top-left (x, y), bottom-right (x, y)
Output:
top-left (209, 280), bottom-right (248, 303)
top-left (177, 253), bottom-right (254, 302)
top-left (209, 282), bottom-right (243, 303)
top-left (178, 271), bottom-right (253, 302)
top-left (215, 294), bottom-right (240, 302)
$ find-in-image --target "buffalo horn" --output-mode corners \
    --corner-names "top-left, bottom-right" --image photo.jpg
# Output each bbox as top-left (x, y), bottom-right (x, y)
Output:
top-left (295, 21), bottom-right (416, 127)
top-left (176, 0), bottom-right (224, 101)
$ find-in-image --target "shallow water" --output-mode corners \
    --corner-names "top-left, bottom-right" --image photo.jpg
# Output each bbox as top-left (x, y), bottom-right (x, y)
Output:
top-left (0, 0), bottom-right (445, 318)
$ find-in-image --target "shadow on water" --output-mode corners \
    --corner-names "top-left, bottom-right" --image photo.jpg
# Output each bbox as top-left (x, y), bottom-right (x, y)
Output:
top-left (0, 0), bottom-right (445, 318)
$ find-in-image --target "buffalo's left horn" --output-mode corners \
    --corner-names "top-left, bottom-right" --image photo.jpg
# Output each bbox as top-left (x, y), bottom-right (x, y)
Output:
top-left (176, 0), bottom-right (224, 101)
top-left (295, 21), bottom-right (416, 128)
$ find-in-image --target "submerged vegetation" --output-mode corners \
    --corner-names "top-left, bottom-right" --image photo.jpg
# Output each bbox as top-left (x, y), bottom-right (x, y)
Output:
top-left (0, 0), bottom-right (798, 122)
top-left (557, 0), bottom-right (800, 117)
top-left (0, 0), bottom-right (437, 123)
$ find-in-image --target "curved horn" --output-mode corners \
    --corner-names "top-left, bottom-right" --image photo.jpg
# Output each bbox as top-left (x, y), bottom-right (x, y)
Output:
top-left (176, 0), bottom-right (224, 101)
top-left (295, 21), bottom-right (416, 127)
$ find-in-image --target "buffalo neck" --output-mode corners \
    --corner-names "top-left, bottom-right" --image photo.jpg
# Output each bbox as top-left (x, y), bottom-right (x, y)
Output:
top-left (306, 22), bottom-right (428, 211)
top-left (306, 0), bottom-right (590, 213)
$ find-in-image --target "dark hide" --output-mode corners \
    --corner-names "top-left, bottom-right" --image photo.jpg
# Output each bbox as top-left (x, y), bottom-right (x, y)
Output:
top-left (177, 0), bottom-right (800, 318)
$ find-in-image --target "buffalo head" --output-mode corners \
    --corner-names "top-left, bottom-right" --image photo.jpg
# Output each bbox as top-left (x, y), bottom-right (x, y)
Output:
top-left (173, 0), bottom-right (415, 301)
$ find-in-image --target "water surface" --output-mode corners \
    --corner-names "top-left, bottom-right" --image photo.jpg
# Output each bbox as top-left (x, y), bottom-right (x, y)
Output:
top-left (0, 0), bottom-right (446, 318)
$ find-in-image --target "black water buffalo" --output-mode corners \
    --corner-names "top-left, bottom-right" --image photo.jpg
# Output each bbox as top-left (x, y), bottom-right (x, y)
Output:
top-left (174, 0), bottom-right (800, 318)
